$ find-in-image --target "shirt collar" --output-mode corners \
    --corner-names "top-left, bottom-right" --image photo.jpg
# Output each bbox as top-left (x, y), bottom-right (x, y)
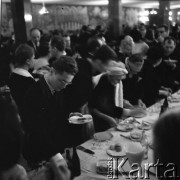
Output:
top-left (44, 74), bottom-right (56, 95)
top-left (13, 68), bottom-right (34, 79)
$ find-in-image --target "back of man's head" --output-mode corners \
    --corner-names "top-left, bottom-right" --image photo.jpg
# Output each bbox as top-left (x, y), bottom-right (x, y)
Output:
top-left (94, 45), bottom-right (117, 64)
top-left (15, 44), bottom-right (34, 66)
top-left (163, 36), bottom-right (176, 45)
top-left (52, 56), bottom-right (78, 76)
top-left (128, 53), bottom-right (144, 64)
top-left (51, 35), bottom-right (66, 52)
top-left (87, 36), bottom-right (102, 54)
top-left (147, 46), bottom-right (163, 62)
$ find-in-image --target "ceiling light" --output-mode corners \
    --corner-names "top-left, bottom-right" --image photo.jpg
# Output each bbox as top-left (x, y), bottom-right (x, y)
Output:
top-left (39, 2), bottom-right (49, 15)
top-left (150, 9), bottom-right (157, 15)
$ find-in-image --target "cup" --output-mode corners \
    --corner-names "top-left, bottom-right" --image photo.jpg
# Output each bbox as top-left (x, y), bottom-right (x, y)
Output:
top-left (125, 142), bottom-right (145, 167)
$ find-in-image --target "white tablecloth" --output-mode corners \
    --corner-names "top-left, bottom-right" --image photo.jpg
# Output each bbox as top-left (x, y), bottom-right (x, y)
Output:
top-left (77, 91), bottom-right (180, 180)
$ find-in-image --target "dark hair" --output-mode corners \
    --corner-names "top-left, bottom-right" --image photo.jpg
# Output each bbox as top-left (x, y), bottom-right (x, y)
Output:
top-left (158, 24), bottom-right (169, 32)
top-left (164, 36), bottom-right (176, 45)
top-left (15, 44), bottom-right (34, 66)
top-left (51, 35), bottom-right (65, 52)
top-left (130, 29), bottom-right (142, 42)
top-left (38, 42), bottom-right (49, 57)
top-left (128, 53), bottom-right (144, 63)
top-left (40, 33), bottom-right (51, 44)
top-left (0, 94), bottom-right (24, 171)
top-left (87, 36), bottom-right (102, 53)
top-left (52, 56), bottom-right (78, 76)
top-left (147, 46), bottom-right (163, 62)
top-left (153, 109), bottom-right (180, 176)
top-left (94, 45), bottom-right (117, 63)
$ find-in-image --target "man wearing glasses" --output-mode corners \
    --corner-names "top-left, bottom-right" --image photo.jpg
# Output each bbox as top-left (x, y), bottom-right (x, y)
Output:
top-left (22, 56), bottom-right (78, 168)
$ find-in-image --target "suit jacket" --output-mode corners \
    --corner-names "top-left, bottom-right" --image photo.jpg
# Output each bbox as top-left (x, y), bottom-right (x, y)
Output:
top-left (27, 40), bottom-right (39, 59)
top-left (22, 77), bottom-right (68, 163)
top-left (9, 73), bottom-right (36, 113)
top-left (89, 74), bottom-right (123, 132)
top-left (64, 57), bottom-right (93, 113)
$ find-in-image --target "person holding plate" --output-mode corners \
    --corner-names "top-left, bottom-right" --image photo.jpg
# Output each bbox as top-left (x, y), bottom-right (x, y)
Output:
top-left (22, 56), bottom-right (78, 167)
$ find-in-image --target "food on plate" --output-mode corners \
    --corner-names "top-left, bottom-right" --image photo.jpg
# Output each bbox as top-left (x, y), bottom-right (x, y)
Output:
top-left (96, 159), bottom-right (109, 174)
top-left (109, 143), bottom-right (122, 152)
top-left (109, 145), bottom-right (115, 151)
top-left (106, 144), bottom-right (125, 157)
top-left (116, 123), bottom-right (134, 131)
top-left (139, 121), bottom-right (151, 130)
top-left (124, 117), bottom-right (136, 124)
top-left (130, 130), bottom-right (143, 141)
top-left (69, 112), bottom-right (83, 118)
top-left (68, 114), bottom-right (92, 124)
top-left (77, 117), bottom-right (86, 121)
top-left (94, 132), bottom-right (112, 141)
top-left (114, 143), bottom-right (122, 152)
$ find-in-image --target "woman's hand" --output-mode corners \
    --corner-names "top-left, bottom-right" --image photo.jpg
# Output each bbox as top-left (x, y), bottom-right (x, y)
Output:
top-left (137, 99), bottom-right (146, 109)
top-left (108, 118), bottom-right (118, 127)
top-left (123, 99), bottom-right (134, 109)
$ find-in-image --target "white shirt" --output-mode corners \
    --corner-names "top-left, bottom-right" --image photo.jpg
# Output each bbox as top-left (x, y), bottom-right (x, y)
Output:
top-left (13, 68), bottom-right (34, 79)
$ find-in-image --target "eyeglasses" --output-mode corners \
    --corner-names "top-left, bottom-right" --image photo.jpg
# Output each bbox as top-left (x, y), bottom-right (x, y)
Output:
top-left (59, 79), bottom-right (72, 85)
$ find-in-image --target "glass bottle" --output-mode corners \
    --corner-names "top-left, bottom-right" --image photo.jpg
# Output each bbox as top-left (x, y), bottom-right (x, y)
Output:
top-left (159, 97), bottom-right (169, 116)
top-left (65, 149), bottom-right (73, 172)
top-left (71, 147), bottom-right (81, 178)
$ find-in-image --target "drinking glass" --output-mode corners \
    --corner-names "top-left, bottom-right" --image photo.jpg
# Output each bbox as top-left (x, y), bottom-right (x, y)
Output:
top-left (125, 142), bottom-right (145, 167)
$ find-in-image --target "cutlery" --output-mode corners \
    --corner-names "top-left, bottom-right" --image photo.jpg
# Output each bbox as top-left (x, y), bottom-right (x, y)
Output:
top-left (120, 134), bottom-right (131, 140)
top-left (77, 146), bottom-right (95, 155)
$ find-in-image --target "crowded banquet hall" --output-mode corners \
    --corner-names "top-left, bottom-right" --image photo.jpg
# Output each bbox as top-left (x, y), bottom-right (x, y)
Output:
top-left (1, 0), bottom-right (180, 179)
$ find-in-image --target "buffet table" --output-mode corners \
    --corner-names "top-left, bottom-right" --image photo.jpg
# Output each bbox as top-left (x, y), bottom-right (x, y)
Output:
top-left (76, 91), bottom-right (180, 180)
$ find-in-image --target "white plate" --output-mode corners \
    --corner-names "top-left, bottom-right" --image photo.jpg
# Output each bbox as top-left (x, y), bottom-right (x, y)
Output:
top-left (138, 122), bottom-right (151, 130)
top-left (132, 111), bottom-right (147, 118)
top-left (106, 147), bottom-right (126, 157)
top-left (116, 123), bottom-right (134, 132)
top-left (130, 131), bottom-right (143, 142)
top-left (94, 132), bottom-right (113, 141)
top-left (68, 114), bottom-right (92, 124)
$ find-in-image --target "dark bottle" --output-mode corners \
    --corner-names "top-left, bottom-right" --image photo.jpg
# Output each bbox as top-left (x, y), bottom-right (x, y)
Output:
top-left (159, 97), bottom-right (169, 116)
top-left (71, 147), bottom-right (81, 178)
top-left (65, 149), bottom-right (73, 173)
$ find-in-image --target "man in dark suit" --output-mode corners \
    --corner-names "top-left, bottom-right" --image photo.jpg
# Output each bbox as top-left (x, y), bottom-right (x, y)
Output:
top-left (63, 44), bottom-right (118, 146)
top-left (22, 56), bottom-right (78, 166)
top-left (123, 53), bottom-right (146, 108)
top-left (27, 28), bottom-right (41, 59)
